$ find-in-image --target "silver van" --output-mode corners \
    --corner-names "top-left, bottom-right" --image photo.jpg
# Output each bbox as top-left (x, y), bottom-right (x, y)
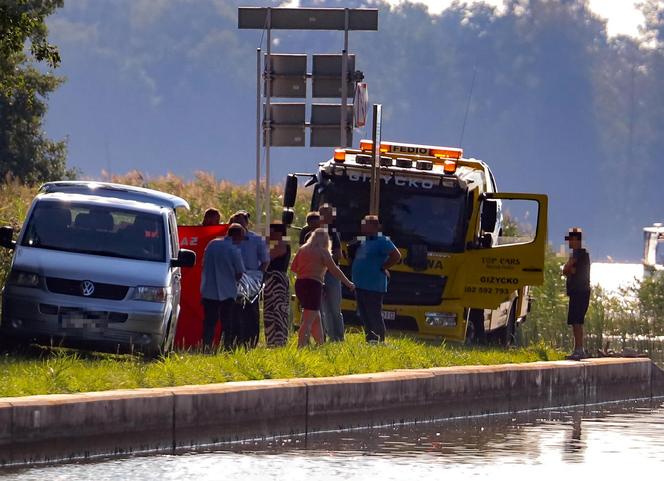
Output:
top-left (0, 181), bottom-right (196, 355)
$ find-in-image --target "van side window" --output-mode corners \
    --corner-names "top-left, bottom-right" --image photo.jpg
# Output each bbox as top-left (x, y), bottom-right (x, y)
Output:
top-left (168, 212), bottom-right (179, 259)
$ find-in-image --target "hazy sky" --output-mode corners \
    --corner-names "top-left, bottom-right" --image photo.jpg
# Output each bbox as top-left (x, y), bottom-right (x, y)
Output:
top-left (40, 0), bottom-right (659, 259)
top-left (379, 1), bottom-right (643, 37)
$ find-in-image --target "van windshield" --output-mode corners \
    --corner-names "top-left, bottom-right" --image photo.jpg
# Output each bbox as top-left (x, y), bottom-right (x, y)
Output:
top-left (21, 202), bottom-right (166, 262)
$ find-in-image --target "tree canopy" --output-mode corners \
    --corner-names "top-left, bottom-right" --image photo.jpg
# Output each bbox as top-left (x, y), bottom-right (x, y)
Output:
top-left (0, 0), bottom-right (70, 183)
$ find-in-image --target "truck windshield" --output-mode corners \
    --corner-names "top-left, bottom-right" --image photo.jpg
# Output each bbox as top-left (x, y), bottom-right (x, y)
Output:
top-left (21, 201), bottom-right (166, 262)
top-left (316, 176), bottom-right (466, 252)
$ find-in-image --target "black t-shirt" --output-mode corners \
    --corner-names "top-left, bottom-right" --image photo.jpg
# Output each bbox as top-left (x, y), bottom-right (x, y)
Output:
top-left (299, 225), bottom-right (312, 246)
top-left (300, 225), bottom-right (340, 249)
top-left (566, 248), bottom-right (591, 294)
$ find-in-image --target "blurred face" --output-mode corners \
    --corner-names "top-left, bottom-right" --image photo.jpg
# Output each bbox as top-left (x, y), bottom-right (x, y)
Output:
top-left (269, 227), bottom-right (283, 241)
top-left (308, 217), bottom-right (321, 229)
top-left (361, 219), bottom-right (380, 236)
top-left (319, 206), bottom-right (335, 225)
top-left (568, 237), bottom-right (582, 250)
top-left (230, 229), bottom-right (245, 244)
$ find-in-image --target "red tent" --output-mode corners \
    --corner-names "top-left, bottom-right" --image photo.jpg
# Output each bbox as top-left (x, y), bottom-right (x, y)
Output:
top-left (175, 224), bottom-right (228, 349)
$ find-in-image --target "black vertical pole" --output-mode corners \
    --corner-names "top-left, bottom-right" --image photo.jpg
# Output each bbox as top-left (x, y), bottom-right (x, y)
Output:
top-left (369, 104), bottom-right (382, 215)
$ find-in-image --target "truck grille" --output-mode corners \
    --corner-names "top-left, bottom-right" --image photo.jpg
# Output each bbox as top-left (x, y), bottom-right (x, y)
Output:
top-left (45, 277), bottom-right (129, 301)
top-left (341, 268), bottom-right (446, 306)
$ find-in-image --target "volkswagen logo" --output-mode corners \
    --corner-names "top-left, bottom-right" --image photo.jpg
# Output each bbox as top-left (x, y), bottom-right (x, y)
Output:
top-left (80, 280), bottom-right (95, 297)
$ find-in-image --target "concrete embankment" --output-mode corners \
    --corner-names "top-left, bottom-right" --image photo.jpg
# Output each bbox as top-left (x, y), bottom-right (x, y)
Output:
top-left (1, 358), bottom-right (663, 467)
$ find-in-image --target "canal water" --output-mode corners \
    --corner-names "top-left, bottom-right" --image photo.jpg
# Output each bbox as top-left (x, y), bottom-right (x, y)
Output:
top-left (2, 399), bottom-right (663, 479)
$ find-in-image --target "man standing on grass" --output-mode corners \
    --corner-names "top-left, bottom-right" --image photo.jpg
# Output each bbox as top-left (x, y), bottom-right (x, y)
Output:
top-left (318, 203), bottom-right (345, 342)
top-left (200, 223), bottom-right (245, 351)
top-left (562, 227), bottom-right (591, 360)
top-left (229, 210), bottom-right (269, 349)
top-left (351, 215), bottom-right (401, 343)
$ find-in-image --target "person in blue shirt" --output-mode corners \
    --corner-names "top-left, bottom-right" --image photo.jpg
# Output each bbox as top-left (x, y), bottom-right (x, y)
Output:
top-left (230, 210), bottom-right (269, 348)
top-left (351, 215), bottom-right (401, 342)
top-left (200, 223), bottom-right (245, 350)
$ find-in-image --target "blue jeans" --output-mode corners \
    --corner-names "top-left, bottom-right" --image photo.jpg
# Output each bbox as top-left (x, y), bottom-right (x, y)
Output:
top-left (321, 272), bottom-right (345, 341)
top-left (355, 288), bottom-right (385, 342)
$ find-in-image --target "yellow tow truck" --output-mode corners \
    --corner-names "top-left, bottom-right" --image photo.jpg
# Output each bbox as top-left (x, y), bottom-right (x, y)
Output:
top-left (283, 139), bottom-right (548, 344)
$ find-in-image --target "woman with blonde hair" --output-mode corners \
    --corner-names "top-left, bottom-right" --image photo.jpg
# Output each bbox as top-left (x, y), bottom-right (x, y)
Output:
top-left (290, 227), bottom-right (354, 348)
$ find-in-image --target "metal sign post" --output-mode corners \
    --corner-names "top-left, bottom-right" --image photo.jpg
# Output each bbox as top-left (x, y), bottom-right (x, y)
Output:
top-left (255, 48), bottom-right (262, 232)
top-left (369, 104), bottom-right (382, 216)
top-left (238, 7), bottom-right (378, 230)
top-left (340, 8), bottom-right (349, 148)
top-left (264, 9), bottom-right (272, 231)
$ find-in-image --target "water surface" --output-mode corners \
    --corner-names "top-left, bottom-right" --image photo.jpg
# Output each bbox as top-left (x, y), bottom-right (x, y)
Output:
top-left (3, 400), bottom-right (663, 480)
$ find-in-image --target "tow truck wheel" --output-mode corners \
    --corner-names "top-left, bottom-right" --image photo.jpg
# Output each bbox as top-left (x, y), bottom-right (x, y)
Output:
top-left (0, 333), bottom-right (23, 353)
top-left (465, 309), bottom-right (486, 346)
top-left (497, 302), bottom-right (518, 347)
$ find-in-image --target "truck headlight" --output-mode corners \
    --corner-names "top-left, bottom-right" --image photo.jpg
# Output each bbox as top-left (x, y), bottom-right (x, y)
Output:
top-left (133, 286), bottom-right (170, 302)
top-left (425, 312), bottom-right (457, 327)
top-left (8, 270), bottom-right (41, 287)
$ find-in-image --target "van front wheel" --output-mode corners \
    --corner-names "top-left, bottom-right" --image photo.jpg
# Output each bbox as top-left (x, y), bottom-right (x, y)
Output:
top-left (159, 315), bottom-right (175, 355)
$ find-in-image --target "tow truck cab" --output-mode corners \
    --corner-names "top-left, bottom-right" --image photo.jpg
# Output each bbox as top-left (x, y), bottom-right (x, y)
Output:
top-left (283, 140), bottom-right (548, 343)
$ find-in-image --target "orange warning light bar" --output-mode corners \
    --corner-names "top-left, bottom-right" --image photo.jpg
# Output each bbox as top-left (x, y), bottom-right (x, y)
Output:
top-left (359, 140), bottom-right (389, 153)
top-left (359, 139), bottom-right (462, 159)
top-left (443, 160), bottom-right (457, 174)
top-left (333, 149), bottom-right (346, 162)
top-left (431, 147), bottom-right (463, 160)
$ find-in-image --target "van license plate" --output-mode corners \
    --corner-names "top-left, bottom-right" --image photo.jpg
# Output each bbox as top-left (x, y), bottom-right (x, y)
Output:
top-left (59, 310), bottom-right (107, 329)
top-left (381, 311), bottom-right (396, 320)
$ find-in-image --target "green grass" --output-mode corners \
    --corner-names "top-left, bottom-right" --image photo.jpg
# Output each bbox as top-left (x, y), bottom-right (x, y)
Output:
top-left (0, 333), bottom-right (565, 398)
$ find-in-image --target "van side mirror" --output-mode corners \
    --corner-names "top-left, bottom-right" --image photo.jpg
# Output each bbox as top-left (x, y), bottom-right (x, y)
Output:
top-left (480, 199), bottom-right (498, 233)
top-left (172, 249), bottom-right (196, 268)
top-left (282, 208), bottom-right (294, 226)
top-left (0, 226), bottom-right (15, 249)
top-left (284, 174), bottom-right (298, 208)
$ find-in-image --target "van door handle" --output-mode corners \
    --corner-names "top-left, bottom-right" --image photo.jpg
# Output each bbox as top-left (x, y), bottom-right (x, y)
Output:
top-left (522, 268), bottom-right (542, 272)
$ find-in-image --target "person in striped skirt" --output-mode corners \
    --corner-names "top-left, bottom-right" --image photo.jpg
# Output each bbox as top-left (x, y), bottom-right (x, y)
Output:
top-left (264, 222), bottom-right (291, 347)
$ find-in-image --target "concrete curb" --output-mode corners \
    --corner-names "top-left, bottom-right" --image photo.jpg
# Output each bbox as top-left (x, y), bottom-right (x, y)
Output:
top-left (0, 358), bottom-right (662, 467)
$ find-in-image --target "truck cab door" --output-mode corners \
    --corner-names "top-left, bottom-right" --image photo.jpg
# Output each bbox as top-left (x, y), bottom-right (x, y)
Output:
top-left (458, 193), bottom-right (548, 309)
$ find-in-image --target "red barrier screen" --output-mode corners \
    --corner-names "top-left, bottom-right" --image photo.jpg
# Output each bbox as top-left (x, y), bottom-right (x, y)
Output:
top-left (175, 224), bottom-right (228, 349)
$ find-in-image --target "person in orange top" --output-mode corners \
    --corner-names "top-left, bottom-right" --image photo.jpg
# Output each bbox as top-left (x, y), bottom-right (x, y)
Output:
top-left (290, 228), bottom-right (354, 348)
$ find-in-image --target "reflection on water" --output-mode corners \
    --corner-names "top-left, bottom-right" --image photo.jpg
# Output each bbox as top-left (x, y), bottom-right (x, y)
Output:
top-left (3, 400), bottom-right (663, 480)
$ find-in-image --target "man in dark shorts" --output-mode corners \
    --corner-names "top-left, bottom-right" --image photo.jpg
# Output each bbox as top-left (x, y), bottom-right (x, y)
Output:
top-left (562, 227), bottom-right (591, 360)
